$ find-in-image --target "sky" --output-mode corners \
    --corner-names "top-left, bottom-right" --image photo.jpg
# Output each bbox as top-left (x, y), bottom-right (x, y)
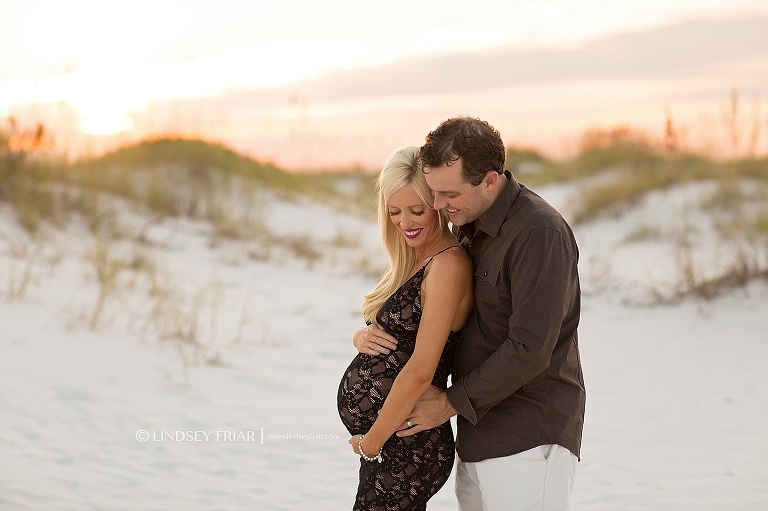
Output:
top-left (2, 0), bottom-right (768, 169)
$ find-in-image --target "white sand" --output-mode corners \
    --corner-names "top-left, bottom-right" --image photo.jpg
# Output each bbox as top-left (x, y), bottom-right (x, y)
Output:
top-left (1, 180), bottom-right (767, 510)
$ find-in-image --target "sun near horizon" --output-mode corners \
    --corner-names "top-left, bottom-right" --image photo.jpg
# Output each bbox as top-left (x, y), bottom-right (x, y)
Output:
top-left (2, 0), bottom-right (767, 169)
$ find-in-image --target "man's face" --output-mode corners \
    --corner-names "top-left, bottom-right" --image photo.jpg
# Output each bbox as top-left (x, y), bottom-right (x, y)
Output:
top-left (423, 157), bottom-right (491, 227)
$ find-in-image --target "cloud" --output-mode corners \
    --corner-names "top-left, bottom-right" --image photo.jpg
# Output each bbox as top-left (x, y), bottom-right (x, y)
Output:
top-left (285, 16), bottom-right (768, 102)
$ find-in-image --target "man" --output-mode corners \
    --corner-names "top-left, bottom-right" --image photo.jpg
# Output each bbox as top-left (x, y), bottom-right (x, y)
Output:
top-left (355, 116), bottom-right (585, 510)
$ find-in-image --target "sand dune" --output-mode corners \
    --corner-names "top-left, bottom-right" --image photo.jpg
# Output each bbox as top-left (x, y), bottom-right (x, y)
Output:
top-left (1, 178), bottom-right (766, 510)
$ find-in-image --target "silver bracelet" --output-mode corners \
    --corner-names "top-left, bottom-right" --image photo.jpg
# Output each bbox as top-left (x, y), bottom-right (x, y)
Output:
top-left (358, 435), bottom-right (383, 463)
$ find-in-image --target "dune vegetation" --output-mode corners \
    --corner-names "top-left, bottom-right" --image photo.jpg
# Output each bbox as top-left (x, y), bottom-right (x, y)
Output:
top-left (2, 114), bottom-right (767, 309)
top-left (2, 114), bottom-right (768, 510)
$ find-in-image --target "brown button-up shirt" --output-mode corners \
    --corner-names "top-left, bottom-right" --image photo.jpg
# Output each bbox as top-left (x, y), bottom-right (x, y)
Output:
top-left (446, 171), bottom-right (586, 463)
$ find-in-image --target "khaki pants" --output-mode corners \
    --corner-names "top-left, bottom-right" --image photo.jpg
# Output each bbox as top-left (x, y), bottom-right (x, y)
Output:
top-left (456, 444), bottom-right (577, 511)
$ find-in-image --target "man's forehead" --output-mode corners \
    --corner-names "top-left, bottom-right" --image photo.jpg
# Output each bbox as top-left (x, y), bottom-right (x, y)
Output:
top-left (424, 163), bottom-right (467, 189)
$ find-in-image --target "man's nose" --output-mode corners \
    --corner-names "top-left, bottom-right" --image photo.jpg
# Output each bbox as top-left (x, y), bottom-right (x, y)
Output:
top-left (432, 194), bottom-right (447, 210)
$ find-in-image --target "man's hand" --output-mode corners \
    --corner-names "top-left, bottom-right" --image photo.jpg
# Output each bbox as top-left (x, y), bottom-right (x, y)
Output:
top-left (353, 324), bottom-right (398, 356)
top-left (396, 385), bottom-right (457, 437)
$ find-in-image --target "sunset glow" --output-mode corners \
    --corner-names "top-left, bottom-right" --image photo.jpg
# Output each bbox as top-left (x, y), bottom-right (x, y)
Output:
top-left (2, 0), bottom-right (767, 168)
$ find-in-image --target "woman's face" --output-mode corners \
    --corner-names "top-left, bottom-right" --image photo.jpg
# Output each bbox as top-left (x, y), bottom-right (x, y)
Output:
top-left (386, 183), bottom-right (441, 249)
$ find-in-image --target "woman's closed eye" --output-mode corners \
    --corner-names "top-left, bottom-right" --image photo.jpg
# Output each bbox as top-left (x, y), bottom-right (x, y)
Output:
top-left (388, 209), bottom-right (425, 217)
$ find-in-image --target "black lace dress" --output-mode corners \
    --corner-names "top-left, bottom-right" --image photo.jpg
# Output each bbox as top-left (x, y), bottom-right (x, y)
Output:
top-left (337, 252), bottom-right (460, 511)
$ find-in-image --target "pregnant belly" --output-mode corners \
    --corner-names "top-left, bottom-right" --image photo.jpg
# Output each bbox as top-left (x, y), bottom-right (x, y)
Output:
top-left (337, 354), bottom-right (395, 434)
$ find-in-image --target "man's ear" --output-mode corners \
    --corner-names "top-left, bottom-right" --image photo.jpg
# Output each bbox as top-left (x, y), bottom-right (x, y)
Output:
top-left (483, 170), bottom-right (500, 189)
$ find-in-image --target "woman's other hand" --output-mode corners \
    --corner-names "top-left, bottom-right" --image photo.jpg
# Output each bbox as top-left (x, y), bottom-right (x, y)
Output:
top-left (353, 324), bottom-right (398, 355)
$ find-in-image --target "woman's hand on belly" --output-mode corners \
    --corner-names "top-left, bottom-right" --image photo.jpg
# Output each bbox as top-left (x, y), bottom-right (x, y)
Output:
top-left (354, 324), bottom-right (398, 355)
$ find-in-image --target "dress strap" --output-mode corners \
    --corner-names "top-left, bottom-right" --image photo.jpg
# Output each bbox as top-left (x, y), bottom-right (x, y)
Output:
top-left (422, 246), bottom-right (461, 269)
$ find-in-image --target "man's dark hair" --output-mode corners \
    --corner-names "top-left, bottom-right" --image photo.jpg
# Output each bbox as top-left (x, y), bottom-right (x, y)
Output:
top-left (419, 116), bottom-right (506, 186)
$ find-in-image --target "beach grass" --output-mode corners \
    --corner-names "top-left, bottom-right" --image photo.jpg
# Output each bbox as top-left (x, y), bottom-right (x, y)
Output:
top-left (3, 116), bottom-right (768, 302)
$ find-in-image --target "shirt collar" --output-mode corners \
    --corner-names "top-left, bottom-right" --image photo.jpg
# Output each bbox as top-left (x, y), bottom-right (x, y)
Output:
top-left (464, 170), bottom-right (521, 238)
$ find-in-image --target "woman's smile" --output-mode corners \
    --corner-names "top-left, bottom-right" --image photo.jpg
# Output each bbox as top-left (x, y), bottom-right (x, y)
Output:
top-left (403, 228), bottom-right (423, 239)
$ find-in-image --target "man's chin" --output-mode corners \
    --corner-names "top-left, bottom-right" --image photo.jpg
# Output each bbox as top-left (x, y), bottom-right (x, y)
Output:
top-left (447, 214), bottom-right (468, 227)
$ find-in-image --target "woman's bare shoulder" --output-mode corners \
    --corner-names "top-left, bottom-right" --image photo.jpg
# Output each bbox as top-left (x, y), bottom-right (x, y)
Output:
top-left (428, 246), bottom-right (472, 280)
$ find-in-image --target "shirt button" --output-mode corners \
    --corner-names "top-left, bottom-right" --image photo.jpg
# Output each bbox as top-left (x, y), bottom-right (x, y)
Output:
top-left (483, 271), bottom-right (488, 277)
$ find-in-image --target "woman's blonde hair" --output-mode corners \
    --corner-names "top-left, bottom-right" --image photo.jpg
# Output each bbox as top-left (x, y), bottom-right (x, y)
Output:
top-left (361, 146), bottom-right (449, 324)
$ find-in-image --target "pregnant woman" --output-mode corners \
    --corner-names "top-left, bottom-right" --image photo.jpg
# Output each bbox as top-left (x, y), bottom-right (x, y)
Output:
top-left (337, 146), bottom-right (473, 510)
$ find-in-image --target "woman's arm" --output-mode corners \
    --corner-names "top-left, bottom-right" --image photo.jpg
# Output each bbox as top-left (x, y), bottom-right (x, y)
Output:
top-left (352, 250), bottom-right (473, 458)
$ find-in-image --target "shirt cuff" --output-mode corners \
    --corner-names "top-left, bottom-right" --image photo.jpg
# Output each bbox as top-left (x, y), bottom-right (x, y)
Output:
top-left (446, 378), bottom-right (479, 425)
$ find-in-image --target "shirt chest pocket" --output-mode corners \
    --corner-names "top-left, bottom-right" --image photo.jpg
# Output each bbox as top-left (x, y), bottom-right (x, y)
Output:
top-left (474, 258), bottom-right (501, 311)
